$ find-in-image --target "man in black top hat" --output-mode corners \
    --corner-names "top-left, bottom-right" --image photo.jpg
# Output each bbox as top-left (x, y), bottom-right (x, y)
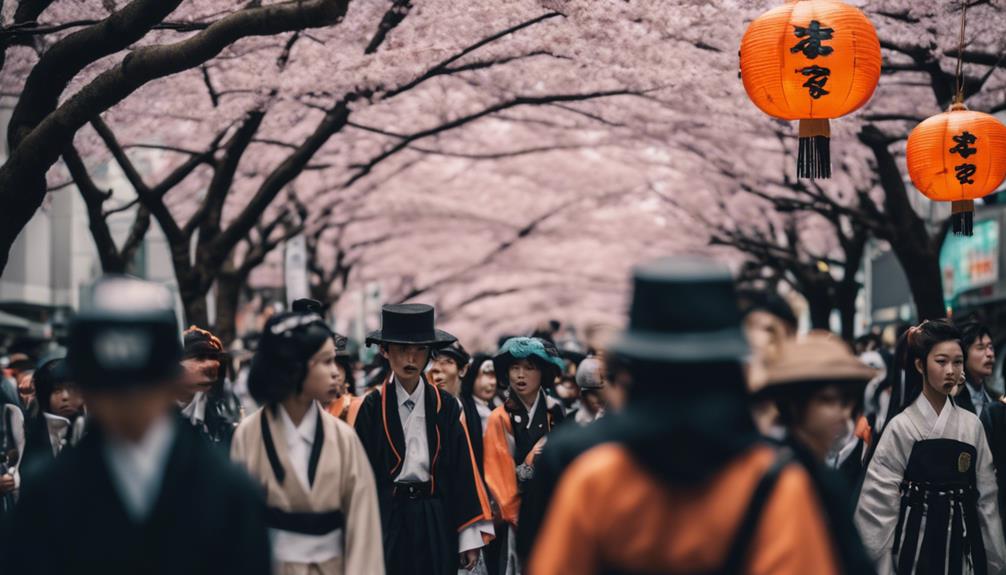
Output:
top-left (353, 303), bottom-right (493, 575)
top-left (2, 276), bottom-right (271, 575)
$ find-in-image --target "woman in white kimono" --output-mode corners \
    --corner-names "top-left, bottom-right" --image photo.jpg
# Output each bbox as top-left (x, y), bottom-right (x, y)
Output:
top-left (855, 320), bottom-right (1006, 575)
top-left (232, 311), bottom-right (384, 575)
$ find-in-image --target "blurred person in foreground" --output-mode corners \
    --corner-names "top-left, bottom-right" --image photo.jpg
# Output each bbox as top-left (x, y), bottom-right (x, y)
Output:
top-left (753, 331), bottom-right (877, 574)
top-left (3, 276), bottom-right (271, 575)
top-left (521, 257), bottom-right (842, 574)
top-left (231, 310), bottom-right (383, 574)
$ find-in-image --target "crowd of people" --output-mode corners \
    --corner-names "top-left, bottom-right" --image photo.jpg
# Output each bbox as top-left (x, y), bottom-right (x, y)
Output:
top-left (0, 256), bottom-right (1005, 574)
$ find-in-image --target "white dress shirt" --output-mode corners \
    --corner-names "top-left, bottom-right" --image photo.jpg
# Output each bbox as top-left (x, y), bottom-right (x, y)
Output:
top-left (390, 376), bottom-right (493, 553)
top-left (102, 414), bottom-right (176, 522)
top-left (395, 377), bottom-right (431, 483)
top-left (271, 401), bottom-right (343, 564)
top-left (473, 397), bottom-right (493, 434)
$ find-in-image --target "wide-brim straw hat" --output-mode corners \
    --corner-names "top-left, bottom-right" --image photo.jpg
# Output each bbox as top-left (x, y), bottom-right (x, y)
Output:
top-left (756, 331), bottom-right (877, 397)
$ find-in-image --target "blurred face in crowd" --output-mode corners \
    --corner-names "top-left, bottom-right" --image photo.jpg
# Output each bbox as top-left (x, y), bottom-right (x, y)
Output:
top-left (382, 344), bottom-right (431, 387)
top-left (17, 370), bottom-right (35, 406)
top-left (85, 385), bottom-right (176, 442)
top-left (601, 364), bottom-right (629, 413)
top-left (428, 356), bottom-right (465, 397)
top-left (473, 363), bottom-right (497, 402)
top-left (180, 355), bottom-right (220, 400)
top-left (303, 338), bottom-right (341, 403)
top-left (554, 376), bottom-right (579, 401)
top-left (743, 311), bottom-right (793, 363)
top-left (333, 359), bottom-right (349, 398)
top-left (917, 341), bottom-right (965, 399)
top-left (509, 358), bottom-right (542, 404)
top-left (581, 389), bottom-right (604, 415)
top-left (50, 382), bottom-right (84, 419)
top-left (966, 334), bottom-right (995, 384)
top-left (788, 384), bottom-right (856, 460)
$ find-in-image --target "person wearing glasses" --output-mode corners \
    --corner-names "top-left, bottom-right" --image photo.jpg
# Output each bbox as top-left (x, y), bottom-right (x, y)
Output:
top-left (231, 310), bottom-right (384, 575)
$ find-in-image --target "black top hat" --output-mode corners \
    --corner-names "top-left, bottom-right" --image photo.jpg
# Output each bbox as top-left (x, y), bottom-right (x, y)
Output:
top-left (366, 304), bottom-right (456, 348)
top-left (67, 276), bottom-right (183, 390)
top-left (609, 256), bottom-right (749, 363)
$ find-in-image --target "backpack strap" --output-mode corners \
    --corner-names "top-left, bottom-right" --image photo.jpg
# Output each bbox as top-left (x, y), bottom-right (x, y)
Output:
top-left (721, 447), bottom-right (795, 573)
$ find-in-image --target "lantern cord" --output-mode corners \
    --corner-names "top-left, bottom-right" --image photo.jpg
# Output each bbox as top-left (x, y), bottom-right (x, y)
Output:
top-left (954, 0), bottom-right (969, 104)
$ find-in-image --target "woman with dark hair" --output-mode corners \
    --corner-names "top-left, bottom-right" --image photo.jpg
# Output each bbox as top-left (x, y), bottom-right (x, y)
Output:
top-left (855, 320), bottom-right (1006, 574)
top-left (22, 358), bottom-right (85, 472)
top-left (459, 354), bottom-right (500, 477)
top-left (325, 352), bottom-right (362, 426)
top-left (482, 337), bottom-right (566, 574)
top-left (231, 311), bottom-right (384, 575)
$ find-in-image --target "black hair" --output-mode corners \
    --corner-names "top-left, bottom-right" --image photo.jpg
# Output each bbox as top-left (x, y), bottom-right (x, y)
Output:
top-left (32, 359), bottom-right (75, 414)
top-left (957, 320), bottom-right (994, 384)
top-left (461, 352), bottom-right (492, 399)
top-left (737, 290), bottom-right (798, 333)
top-left (335, 355), bottom-right (356, 394)
top-left (883, 320), bottom-right (962, 425)
top-left (247, 312), bottom-right (334, 406)
top-left (772, 380), bottom-right (866, 427)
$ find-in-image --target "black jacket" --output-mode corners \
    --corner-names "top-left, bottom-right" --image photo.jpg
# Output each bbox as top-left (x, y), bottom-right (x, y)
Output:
top-left (981, 400), bottom-right (1006, 531)
top-left (2, 418), bottom-right (271, 575)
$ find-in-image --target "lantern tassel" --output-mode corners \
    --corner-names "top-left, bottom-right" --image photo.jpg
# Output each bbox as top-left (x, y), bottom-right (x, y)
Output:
top-left (797, 119), bottom-right (832, 179)
top-left (951, 200), bottom-right (975, 237)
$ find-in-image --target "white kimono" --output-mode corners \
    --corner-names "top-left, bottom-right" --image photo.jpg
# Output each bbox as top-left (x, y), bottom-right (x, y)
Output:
top-left (232, 402), bottom-right (385, 575)
top-left (856, 395), bottom-right (1006, 574)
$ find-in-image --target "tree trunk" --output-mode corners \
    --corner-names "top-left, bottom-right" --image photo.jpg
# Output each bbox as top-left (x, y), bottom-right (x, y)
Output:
top-left (893, 244), bottom-right (946, 320)
top-left (803, 280), bottom-right (834, 331)
top-left (835, 280), bottom-right (859, 343)
top-left (214, 269), bottom-right (245, 347)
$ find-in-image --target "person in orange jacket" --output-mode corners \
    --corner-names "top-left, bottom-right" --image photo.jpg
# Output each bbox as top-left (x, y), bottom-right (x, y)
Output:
top-left (482, 337), bottom-right (566, 574)
top-left (525, 257), bottom-right (843, 575)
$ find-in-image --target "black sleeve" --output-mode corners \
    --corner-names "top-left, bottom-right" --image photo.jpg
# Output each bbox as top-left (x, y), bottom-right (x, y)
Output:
top-left (353, 392), bottom-right (384, 477)
top-left (219, 469), bottom-right (272, 575)
top-left (515, 437), bottom-right (564, 564)
top-left (442, 397), bottom-right (486, 531)
top-left (3, 468), bottom-right (53, 575)
top-left (980, 403), bottom-right (1006, 529)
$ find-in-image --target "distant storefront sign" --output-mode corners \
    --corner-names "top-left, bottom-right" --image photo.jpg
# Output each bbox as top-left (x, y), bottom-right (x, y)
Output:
top-left (941, 218), bottom-right (999, 306)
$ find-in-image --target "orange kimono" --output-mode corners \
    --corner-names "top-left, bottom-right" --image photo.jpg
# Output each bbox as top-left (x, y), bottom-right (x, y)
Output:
top-left (483, 394), bottom-right (564, 526)
top-left (529, 443), bottom-right (840, 575)
top-left (326, 394), bottom-right (363, 427)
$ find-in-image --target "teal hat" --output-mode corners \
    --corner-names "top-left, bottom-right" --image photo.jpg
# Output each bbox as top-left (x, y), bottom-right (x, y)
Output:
top-left (493, 337), bottom-right (565, 389)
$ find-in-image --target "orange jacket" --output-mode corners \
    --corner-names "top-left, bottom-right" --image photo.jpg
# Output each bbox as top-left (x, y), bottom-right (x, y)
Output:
top-left (529, 443), bottom-right (840, 575)
top-left (482, 406), bottom-right (523, 525)
top-left (325, 395), bottom-right (363, 427)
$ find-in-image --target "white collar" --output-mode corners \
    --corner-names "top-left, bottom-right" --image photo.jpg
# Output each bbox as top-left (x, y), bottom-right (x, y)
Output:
top-left (473, 396), bottom-right (489, 407)
top-left (279, 401), bottom-right (319, 444)
top-left (394, 375), bottom-right (425, 408)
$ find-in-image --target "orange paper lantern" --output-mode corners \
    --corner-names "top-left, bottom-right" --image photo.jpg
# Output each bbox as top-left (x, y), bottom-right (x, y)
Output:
top-left (740, 0), bottom-right (882, 179)
top-left (907, 103), bottom-right (1006, 236)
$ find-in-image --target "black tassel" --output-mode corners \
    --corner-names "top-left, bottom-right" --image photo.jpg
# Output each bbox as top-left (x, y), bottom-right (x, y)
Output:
top-left (797, 136), bottom-right (831, 179)
top-left (951, 200), bottom-right (975, 237)
top-left (797, 119), bottom-right (831, 180)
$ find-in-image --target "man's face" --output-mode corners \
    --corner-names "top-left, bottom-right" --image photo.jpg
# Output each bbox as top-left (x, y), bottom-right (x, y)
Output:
top-left (17, 370), bottom-right (35, 406)
top-left (49, 383), bottom-right (84, 419)
top-left (427, 356), bottom-right (462, 396)
top-left (967, 334), bottom-right (995, 382)
top-left (180, 356), bottom-right (220, 396)
top-left (84, 385), bottom-right (175, 442)
top-left (382, 344), bottom-right (431, 385)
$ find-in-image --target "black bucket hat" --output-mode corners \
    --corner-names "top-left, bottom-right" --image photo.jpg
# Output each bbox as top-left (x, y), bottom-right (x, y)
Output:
top-left (609, 256), bottom-right (749, 363)
top-left (365, 304), bottom-right (456, 348)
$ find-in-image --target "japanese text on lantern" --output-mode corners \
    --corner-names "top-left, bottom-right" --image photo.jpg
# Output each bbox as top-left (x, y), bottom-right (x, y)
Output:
top-left (791, 21), bottom-right (833, 100)
top-left (949, 131), bottom-right (978, 185)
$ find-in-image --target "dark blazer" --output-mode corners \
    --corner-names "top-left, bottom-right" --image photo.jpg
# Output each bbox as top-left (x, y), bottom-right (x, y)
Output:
top-left (981, 400), bottom-right (1006, 531)
top-left (2, 418), bottom-right (271, 575)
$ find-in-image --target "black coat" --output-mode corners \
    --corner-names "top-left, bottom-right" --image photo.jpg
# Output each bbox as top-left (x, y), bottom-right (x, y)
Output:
top-left (981, 400), bottom-right (1006, 531)
top-left (2, 418), bottom-right (271, 575)
top-left (354, 378), bottom-right (487, 574)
